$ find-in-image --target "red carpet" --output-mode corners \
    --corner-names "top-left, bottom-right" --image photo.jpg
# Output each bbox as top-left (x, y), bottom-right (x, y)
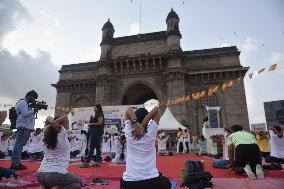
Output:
top-left (1, 154), bottom-right (284, 189)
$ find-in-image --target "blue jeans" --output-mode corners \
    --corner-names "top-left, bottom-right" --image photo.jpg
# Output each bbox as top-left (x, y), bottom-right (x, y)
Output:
top-left (11, 127), bottom-right (32, 165)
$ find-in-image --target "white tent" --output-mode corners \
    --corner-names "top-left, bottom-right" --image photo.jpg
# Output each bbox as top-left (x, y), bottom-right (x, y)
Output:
top-left (158, 107), bottom-right (186, 130)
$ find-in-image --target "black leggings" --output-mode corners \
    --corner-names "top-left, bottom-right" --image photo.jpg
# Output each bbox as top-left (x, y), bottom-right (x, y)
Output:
top-left (120, 176), bottom-right (171, 189)
top-left (86, 132), bottom-right (103, 163)
top-left (234, 144), bottom-right (261, 174)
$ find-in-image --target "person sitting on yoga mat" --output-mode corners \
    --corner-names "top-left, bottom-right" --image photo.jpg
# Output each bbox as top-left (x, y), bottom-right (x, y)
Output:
top-left (226, 125), bottom-right (264, 179)
top-left (37, 115), bottom-right (83, 189)
top-left (120, 106), bottom-right (171, 189)
top-left (265, 126), bottom-right (284, 163)
top-left (112, 135), bottom-right (127, 164)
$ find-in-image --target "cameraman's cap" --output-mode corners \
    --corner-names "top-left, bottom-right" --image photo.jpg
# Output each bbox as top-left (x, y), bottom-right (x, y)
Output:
top-left (26, 90), bottom-right (38, 99)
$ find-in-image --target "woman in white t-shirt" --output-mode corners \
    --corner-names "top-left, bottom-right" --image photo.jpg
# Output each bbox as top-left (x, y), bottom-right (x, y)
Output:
top-left (29, 128), bottom-right (43, 160)
top-left (8, 135), bottom-right (16, 156)
top-left (266, 126), bottom-right (284, 163)
top-left (121, 106), bottom-right (171, 189)
top-left (37, 115), bottom-right (83, 189)
top-left (112, 135), bottom-right (127, 164)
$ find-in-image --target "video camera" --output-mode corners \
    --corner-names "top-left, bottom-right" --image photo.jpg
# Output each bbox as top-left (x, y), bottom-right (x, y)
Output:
top-left (30, 101), bottom-right (48, 110)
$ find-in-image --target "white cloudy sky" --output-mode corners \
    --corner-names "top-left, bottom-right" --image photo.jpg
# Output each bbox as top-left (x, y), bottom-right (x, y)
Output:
top-left (0, 0), bottom-right (283, 128)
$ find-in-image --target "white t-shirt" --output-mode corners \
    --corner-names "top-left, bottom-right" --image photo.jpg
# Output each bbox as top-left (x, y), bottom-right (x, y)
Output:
top-left (223, 131), bottom-right (229, 160)
top-left (122, 120), bottom-right (159, 181)
top-left (157, 135), bottom-right (169, 152)
top-left (269, 130), bottom-right (284, 159)
top-left (70, 138), bottom-right (81, 152)
top-left (23, 137), bottom-right (31, 152)
top-left (8, 138), bottom-right (16, 151)
top-left (38, 127), bottom-right (70, 174)
top-left (29, 132), bottom-right (43, 153)
top-left (80, 133), bottom-right (88, 156)
top-left (0, 139), bottom-right (9, 153)
top-left (102, 137), bottom-right (111, 153)
top-left (111, 136), bottom-right (119, 153)
top-left (112, 141), bottom-right (127, 163)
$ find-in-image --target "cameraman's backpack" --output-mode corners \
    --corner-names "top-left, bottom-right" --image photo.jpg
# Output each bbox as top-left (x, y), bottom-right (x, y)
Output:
top-left (9, 107), bottom-right (17, 130)
top-left (184, 160), bottom-right (213, 189)
top-left (9, 99), bottom-right (25, 130)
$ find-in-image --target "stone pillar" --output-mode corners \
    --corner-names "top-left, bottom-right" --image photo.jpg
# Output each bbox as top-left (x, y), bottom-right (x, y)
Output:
top-left (126, 60), bottom-right (129, 72)
top-left (132, 59), bottom-right (136, 72)
top-left (159, 56), bottom-right (162, 69)
top-left (54, 89), bottom-right (71, 117)
top-left (146, 58), bottom-right (149, 70)
top-left (152, 58), bottom-right (156, 70)
top-left (95, 77), bottom-right (112, 106)
top-left (139, 59), bottom-right (142, 71)
top-left (119, 61), bottom-right (123, 72)
top-left (220, 80), bottom-right (249, 130)
top-left (164, 70), bottom-right (187, 123)
top-left (114, 62), bottom-right (117, 73)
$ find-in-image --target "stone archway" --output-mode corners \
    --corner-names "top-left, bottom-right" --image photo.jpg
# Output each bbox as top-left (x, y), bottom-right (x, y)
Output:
top-left (74, 96), bottom-right (92, 108)
top-left (122, 83), bottom-right (158, 105)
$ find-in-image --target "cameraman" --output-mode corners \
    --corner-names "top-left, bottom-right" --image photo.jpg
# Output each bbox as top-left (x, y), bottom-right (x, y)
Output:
top-left (10, 90), bottom-right (40, 170)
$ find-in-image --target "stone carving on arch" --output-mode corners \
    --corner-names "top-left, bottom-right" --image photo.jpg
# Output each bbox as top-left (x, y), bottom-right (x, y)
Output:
top-left (119, 80), bottom-right (162, 105)
top-left (74, 96), bottom-right (92, 108)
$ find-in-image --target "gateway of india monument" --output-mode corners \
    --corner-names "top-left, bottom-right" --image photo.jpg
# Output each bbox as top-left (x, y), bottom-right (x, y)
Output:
top-left (52, 9), bottom-right (249, 134)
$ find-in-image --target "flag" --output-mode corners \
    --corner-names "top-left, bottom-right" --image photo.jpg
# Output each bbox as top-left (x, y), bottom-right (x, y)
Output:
top-left (208, 88), bottom-right (214, 96)
top-left (192, 92), bottom-right (200, 100)
top-left (248, 73), bottom-right (253, 79)
top-left (212, 86), bottom-right (219, 93)
top-left (237, 77), bottom-right (242, 83)
top-left (258, 68), bottom-right (265, 74)
top-left (185, 95), bottom-right (190, 101)
top-left (269, 64), bottom-right (277, 71)
top-left (180, 96), bottom-right (186, 103)
top-left (227, 80), bottom-right (237, 87)
top-left (200, 91), bottom-right (206, 98)
top-left (222, 82), bottom-right (228, 91)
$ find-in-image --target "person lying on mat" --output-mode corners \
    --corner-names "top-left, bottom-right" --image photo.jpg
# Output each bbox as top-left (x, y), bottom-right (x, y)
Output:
top-left (120, 106), bottom-right (171, 189)
top-left (37, 115), bottom-right (83, 189)
top-left (226, 125), bottom-right (264, 179)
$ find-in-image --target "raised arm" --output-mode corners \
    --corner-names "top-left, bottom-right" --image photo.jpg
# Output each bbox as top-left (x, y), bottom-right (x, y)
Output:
top-left (141, 106), bottom-right (160, 126)
top-left (270, 126), bottom-right (283, 138)
top-left (125, 106), bottom-right (137, 121)
top-left (55, 115), bottom-right (69, 130)
top-left (125, 106), bottom-right (144, 140)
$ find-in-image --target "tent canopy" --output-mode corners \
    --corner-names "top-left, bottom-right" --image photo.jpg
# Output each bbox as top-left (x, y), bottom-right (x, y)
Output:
top-left (158, 107), bottom-right (186, 131)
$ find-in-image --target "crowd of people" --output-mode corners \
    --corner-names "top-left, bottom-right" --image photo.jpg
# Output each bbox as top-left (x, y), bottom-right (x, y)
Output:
top-left (0, 90), bottom-right (284, 188)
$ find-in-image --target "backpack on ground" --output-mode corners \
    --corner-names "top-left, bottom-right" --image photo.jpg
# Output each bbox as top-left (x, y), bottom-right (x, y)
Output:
top-left (184, 160), bottom-right (213, 189)
top-left (8, 99), bottom-right (26, 130)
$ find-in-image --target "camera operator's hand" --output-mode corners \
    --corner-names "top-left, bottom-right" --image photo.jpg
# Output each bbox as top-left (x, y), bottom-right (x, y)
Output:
top-left (33, 106), bottom-right (39, 114)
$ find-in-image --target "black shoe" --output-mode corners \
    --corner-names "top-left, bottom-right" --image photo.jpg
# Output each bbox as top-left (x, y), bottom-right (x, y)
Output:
top-left (10, 163), bottom-right (27, 171)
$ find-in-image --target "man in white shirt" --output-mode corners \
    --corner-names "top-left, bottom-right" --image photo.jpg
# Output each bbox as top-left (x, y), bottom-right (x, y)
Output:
top-left (120, 106), bottom-right (171, 189)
